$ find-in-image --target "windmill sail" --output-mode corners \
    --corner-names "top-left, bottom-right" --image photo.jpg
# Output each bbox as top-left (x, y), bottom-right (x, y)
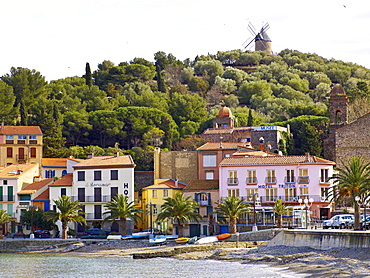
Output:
top-left (243, 22), bottom-right (272, 55)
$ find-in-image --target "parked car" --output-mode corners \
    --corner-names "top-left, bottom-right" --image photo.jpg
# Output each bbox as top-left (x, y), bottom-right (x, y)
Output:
top-left (347, 215), bottom-right (370, 229)
top-left (322, 214), bottom-right (354, 229)
top-left (33, 229), bottom-right (51, 238)
top-left (83, 228), bottom-right (109, 236)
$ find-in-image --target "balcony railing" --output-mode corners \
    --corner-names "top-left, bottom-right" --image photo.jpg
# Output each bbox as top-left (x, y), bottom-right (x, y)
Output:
top-left (256, 195), bottom-right (328, 203)
top-left (0, 195), bottom-right (15, 202)
top-left (265, 177), bottom-right (276, 184)
top-left (298, 176), bottom-right (309, 183)
top-left (246, 177), bottom-right (257, 184)
top-left (85, 213), bottom-right (102, 220)
top-left (72, 195), bottom-right (111, 202)
top-left (284, 176), bottom-right (295, 183)
top-left (198, 200), bottom-right (211, 206)
top-left (227, 178), bottom-right (239, 185)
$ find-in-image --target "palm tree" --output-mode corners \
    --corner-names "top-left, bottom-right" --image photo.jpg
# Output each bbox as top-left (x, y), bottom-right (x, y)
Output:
top-left (103, 195), bottom-right (143, 235)
top-left (156, 192), bottom-right (202, 237)
top-left (215, 196), bottom-right (250, 234)
top-left (45, 195), bottom-right (86, 239)
top-left (0, 209), bottom-right (12, 238)
top-left (330, 157), bottom-right (370, 230)
top-left (273, 199), bottom-right (288, 228)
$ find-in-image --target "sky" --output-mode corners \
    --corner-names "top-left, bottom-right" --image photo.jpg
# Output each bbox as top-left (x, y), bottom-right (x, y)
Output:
top-left (1, 0), bottom-right (370, 81)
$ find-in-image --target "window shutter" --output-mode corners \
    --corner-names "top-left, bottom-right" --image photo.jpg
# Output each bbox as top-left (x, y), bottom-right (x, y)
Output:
top-left (45, 170), bottom-right (49, 178)
top-left (207, 193), bottom-right (211, 205)
top-left (52, 170), bottom-right (56, 178)
top-left (194, 193), bottom-right (198, 201)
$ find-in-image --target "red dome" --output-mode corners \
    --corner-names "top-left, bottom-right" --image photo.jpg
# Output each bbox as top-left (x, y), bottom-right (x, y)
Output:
top-left (217, 107), bottom-right (232, 118)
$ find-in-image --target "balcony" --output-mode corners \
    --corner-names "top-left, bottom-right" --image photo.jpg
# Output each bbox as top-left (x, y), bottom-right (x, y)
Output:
top-left (255, 195), bottom-right (329, 203)
top-left (265, 177), bottom-right (276, 184)
top-left (85, 213), bottom-right (102, 220)
top-left (72, 195), bottom-right (111, 202)
top-left (298, 176), bottom-right (309, 183)
top-left (246, 177), bottom-right (257, 185)
top-left (0, 195), bottom-right (15, 202)
top-left (198, 200), bottom-right (211, 206)
top-left (227, 178), bottom-right (239, 185)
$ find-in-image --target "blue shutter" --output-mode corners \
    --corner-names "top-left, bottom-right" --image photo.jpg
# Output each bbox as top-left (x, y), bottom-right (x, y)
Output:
top-left (52, 170), bottom-right (56, 178)
top-left (45, 170), bottom-right (49, 178)
top-left (194, 193), bottom-right (198, 201)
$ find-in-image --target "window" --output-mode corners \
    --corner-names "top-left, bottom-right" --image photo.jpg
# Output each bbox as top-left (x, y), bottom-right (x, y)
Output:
top-left (152, 190), bottom-right (157, 198)
top-left (228, 170), bottom-right (238, 184)
top-left (228, 189), bottom-right (239, 197)
top-left (321, 187), bottom-right (329, 201)
top-left (6, 148), bottom-right (12, 158)
top-left (45, 170), bottom-right (55, 178)
top-left (30, 147), bottom-right (36, 158)
top-left (18, 135), bottom-right (26, 139)
top-left (94, 171), bottom-right (102, 181)
top-left (286, 169), bottom-right (295, 183)
top-left (111, 170), bottom-right (118, 180)
top-left (29, 140), bottom-right (37, 144)
top-left (7, 204), bottom-right (13, 216)
top-left (299, 187), bottom-right (308, 196)
top-left (94, 205), bottom-right (102, 219)
top-left (94, 187), bottom-right (102, 202)
top-left (111, 187), bottom-right (118, 200)
top-left (265, 188), bottom-right (277, 202)
top-left (224, 154), bottom-right (230, 158)
top-left (5, 136), bottom-right (13, 144)
top-left (163, 190), bottom-right (168, 198)
top-left (247, 170), bottom-right (257, 184)
top-left (17, 140), bottom-right (26, 144)
top-left (205, 171), bottom-right (214, 180)
top-left (246, 188), bottom-right (258, 201)
top-left (266, 169), bottom-right (276, 183)
top-left (3, 180), bottom-right (7, 185)
top-left (78, 188), bottom-right (85, 202)
top-left (29, 136), bottom-right (37, 139)
top-left (320, 169), bottom-right (329, 183)
top-left (153, 204), bottom-right (158, 215)
top-left (7, 186), bottom-right (13, 201)
top-left (203, 154), bottom-right (216, 167)
top-left (77, 171), bottom-right (85, 181)
top-left (6, 136), bottom-right (14, 139)
top-left (18, 148), bottom-right (25, 159)
top-left (19, 195), bottom-right (31, 201)
top-left (61, 188), bottom-right (66, 196)
top-left (298, 169), bottom-right (309, 183)
top-left (284, 188), bottom-right (297, 201)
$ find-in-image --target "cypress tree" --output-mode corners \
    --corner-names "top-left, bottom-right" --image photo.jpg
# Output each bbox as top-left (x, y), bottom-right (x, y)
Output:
top-left (247, 109), bottom-right (254, 126)
top-left (85, 62), bottom-right (93, 87)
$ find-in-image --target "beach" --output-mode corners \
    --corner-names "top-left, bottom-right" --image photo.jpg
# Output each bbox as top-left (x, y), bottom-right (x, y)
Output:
top-left (43, 239), bottom-right (370, 278)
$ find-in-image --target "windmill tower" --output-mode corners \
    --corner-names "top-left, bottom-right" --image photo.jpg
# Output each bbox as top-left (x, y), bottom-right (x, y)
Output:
top-left (243, 22), bottom-right (272, 55)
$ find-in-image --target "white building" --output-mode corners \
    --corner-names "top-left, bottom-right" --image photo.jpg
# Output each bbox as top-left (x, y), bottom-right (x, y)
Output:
top-left (49, 153), bottom-right (136, 234)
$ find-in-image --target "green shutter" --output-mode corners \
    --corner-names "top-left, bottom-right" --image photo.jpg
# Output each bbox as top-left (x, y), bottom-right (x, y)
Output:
top-left (8, 186), bottom-right (13, 201)
top-left (0, 187), bottom-right (3, 202)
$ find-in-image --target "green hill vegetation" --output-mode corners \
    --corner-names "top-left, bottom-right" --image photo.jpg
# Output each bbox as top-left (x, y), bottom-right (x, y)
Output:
top-left (1, 49), bottom-right (370, 169)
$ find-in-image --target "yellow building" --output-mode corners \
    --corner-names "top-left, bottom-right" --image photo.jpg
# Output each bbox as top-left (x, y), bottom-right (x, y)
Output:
top-left (0, 126), bottom-right (43, 168)
top-left (141, 179), bottom-right (186, 234)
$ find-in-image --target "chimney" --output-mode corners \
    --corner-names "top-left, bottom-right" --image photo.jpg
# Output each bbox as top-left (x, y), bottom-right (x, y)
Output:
top-left (34, 176), bottom-right (41, 182)
top-left (87, 153), bottom-right (94, 159)
top-left (259, 137), bottom-right (265, 151)
top-left (114, 151), bottom-right (119, 157)
top-left (305, 152), bottom-right (310, 161)
top-left (175, 179), bottom-right (178, 187)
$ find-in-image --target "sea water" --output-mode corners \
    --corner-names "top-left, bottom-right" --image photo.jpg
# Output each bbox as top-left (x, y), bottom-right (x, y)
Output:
top-left (0, 253), bottom-right (304, 278)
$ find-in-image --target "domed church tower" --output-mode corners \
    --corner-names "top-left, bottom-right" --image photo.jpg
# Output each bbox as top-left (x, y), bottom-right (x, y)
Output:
top-left (213, 107), bottom-right (235, 128)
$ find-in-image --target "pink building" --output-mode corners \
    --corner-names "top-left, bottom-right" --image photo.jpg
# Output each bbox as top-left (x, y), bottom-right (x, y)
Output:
top-left (219, 153), bottom-right (335, 224)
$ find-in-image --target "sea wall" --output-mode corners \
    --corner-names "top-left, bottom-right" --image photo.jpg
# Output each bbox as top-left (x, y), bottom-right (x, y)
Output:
top-left (0, 239), bottom-right (82, 252)
top-left (227, 228), bottom-right (280, 242)
top-left (268, 229), bottom-right (370, 250)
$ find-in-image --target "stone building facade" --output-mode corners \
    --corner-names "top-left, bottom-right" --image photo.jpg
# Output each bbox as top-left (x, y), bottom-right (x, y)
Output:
top-left (323, 84), bottom-right (370, 167)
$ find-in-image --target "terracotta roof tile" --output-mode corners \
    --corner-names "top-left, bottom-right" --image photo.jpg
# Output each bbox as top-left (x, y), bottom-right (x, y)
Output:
top-left (34, 188), bottom-right (49, 201)
top-left (184, 179), bottom-right (219, 191)
top-left (0, 164), bottom-right (38, 179)
top-left (42, 158), bottom-right (67, 167)
top-left (219, 154), bottom-right (335, 166)
top-left (19, 178), bottom-right (53, 194)
top-left (0, 126), bottom-right (42, 135)
top-left (143, 179), bottom-right (187, 190)
top-left (73, 155), bottom-right (135, 168)
top-left (197, 142), bottom-right (250, 151)
top-left (49, 173), bottom-right (73, 187)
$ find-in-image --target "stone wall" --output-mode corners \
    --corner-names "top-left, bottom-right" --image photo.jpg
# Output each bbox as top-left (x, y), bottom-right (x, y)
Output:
top-left (268, 229), bottom-right (370, 250)
top-left (134, 171), bottom-right (154, 191)
top-left (159, 151), bottom-right (198, 184)
top-left (228, 228), bottom-right (280, 242)
top-left (0, 239), bottom-right (79, 252)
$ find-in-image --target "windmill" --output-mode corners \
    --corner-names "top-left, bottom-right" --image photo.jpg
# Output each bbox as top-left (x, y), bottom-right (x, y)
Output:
top-left (243, 22), bottom-right (272, 55)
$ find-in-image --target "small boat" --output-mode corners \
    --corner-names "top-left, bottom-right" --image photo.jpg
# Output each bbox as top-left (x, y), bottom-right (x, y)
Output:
top-left (121, 235), bottom-right (134, 240)
top-left (107, 235), bottom-right (122, 240)
top-left (195, 236), bottom-right (218, 245)
top-left (131, 231), bottom-right (151, 238)
top-left (175, 237), bottom-right (190, 243)
top-left (164, 234), bottom-right (178, 240)
top-left (188, 236), bottom-right (198, 244)
top-left (216, 233), bottom-right (231, 240)
top-left (149, 235), bottom-right (167, 245)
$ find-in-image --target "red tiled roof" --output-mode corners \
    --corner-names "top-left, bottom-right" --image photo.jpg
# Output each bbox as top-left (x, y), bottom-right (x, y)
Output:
top-left (0, 126), bottom-right (42, 135)
top-left (219, 154), bottom-right (335, 166)
top-left (18, 178), bottom-right (53, 194)
top-left (143, 179), bottom-right (187, 190)
top-left (184, 180), bottom-right (219, 191)
top-left (33, 188), bottom-right (49, 201)
top-left (49, 173), bottom-right (73, 187)
top-left (42, 158), bottom-right (67, 167)
top-left (73, 155), bottom-right (135, 169)
top-left (197, 142), bottom-right (250, 151)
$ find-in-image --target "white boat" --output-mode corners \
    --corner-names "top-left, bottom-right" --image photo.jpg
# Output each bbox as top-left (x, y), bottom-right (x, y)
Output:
top-left (131, 231), bottom-right (151, 238)
top-left (149, 235), bottom-right (167, 245)
top-left (164, 234), bottom-right (178, 240)
top-left (194, 236), bottom-right (218, 245)
top-left (107, 235), bottom-right (122, 240)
